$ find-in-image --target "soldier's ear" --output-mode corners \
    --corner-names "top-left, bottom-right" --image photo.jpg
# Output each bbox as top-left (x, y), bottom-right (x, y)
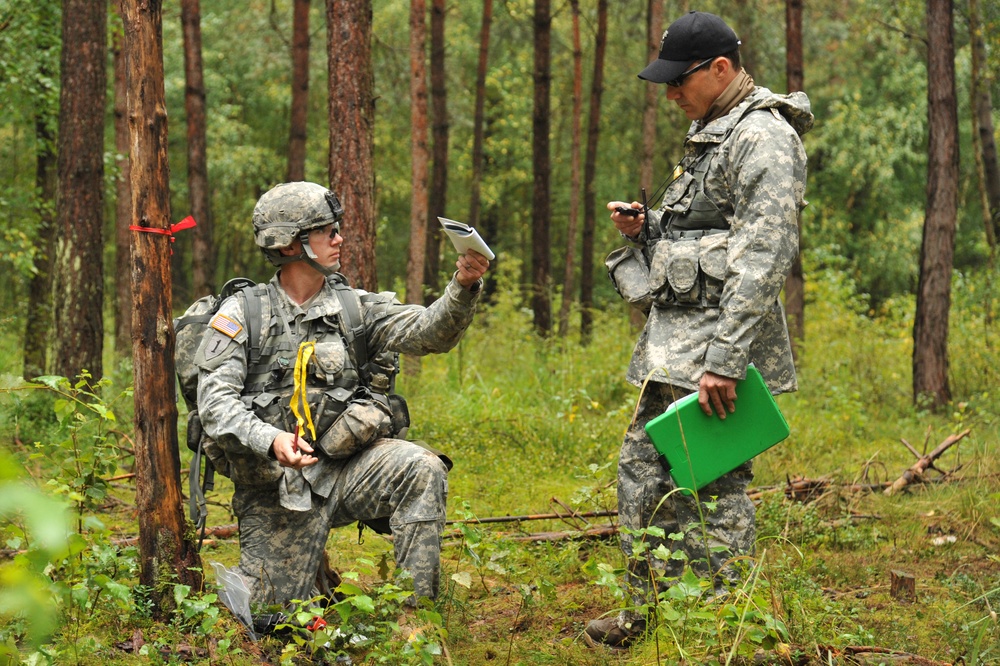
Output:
top-left (279, 241), bottom-right (302, 257)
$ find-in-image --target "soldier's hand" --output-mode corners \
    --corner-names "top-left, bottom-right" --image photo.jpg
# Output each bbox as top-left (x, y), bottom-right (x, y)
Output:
top-left (698, 371), bottom-right (738, 419)
top-left (272, 431), bottom-right (318, 468)
top-left (456, 250), bottom-right (490, 288)
top-left (607, 201), bottom-right (645, 238)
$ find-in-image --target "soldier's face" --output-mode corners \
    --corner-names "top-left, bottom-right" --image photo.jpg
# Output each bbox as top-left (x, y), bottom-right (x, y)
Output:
top-left (307, 223), bottom-right (344, 269)
top-left (665, 57), bottom-right (727, 120)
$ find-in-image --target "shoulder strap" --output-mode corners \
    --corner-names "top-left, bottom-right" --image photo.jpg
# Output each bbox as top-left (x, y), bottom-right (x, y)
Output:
top-left (331, 277), bottom-right (368, 372)
top-left (238, 284), bottom-right (265, 367)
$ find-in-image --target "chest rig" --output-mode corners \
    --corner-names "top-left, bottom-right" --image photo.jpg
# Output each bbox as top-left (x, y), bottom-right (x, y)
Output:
top-left (240, 275), bottom-right (369, 440)
top-left (657, 140), bottom-right (730, 239)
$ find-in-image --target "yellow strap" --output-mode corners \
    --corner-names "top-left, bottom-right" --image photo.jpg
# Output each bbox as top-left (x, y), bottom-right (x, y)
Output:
top-left (290, 341), bottom-right (317, 440)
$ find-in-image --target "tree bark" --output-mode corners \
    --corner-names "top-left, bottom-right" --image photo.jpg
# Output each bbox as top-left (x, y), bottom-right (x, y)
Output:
top-left (52, 0), bottom-right (106, 381)
top-left (328, 0), bottom-right (377, 291)
top-left (468, 0), bottom-right (493, 233)
top-left (23, 2), bottom-right (59, 380)
top-left (633, 0), bottom-right (662, 332)
top-left (784, 0), bottom-right (805, 352)
top-left (639, 0), bottom-right (663, 194)
top-left (288, 0), bottom-right (310, 183)
top-left (120, 0), bottom-right (203, 615)
top-left (557, 0), bottom-right (583, 338)
top-left (969, 0), bottom-right (999, 251)
top-left (913, 0), bottom-right (958, 409)
top-left (406, 0), bottom-right (429, 316)
top-left (113, 11), bottom-right (133, 360)
top-left (181, 0), bottom-right (214, 299)
top-left (531, 0), bottom-right (552, 336)
top-left (424, 0), bottom-right (448, 304)
top-left (579, 0), bottom-right (608, 342)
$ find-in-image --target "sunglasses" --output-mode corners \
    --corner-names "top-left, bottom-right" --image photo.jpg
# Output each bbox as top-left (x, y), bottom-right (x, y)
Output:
top-left (666, 59), bottom-right (714, 88)
top-left (309, 222), bottom-right (341, 240)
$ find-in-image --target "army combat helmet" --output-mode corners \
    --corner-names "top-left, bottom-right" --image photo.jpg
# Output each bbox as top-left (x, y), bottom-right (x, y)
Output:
top-left (253, 181), bottom-right (344, 276)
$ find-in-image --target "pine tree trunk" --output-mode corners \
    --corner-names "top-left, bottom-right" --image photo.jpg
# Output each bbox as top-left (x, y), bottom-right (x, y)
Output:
top-left (468, 0), bottom-right (493, 230)
top-left (557, 0), bottom-right (583, 338)
top-left (633, 0), bottom-right (662, 333)
top-left (288, 0), bottom-right (310, 183)
top-left (328, 0), bottom-right (378, 291)
top-left (913, 0), bottom-right (958, 408)
top-left (639, 0), bottom-right (662, 194)
top-left (969, 0), bottom-right (999, 251)
top-left (406, 0), bottom-right (429, 314)
top-left (23, 2), bottom-right (59, 380)
top-left (579, 0), bottom-right (608, 343)
top-left (113, 11), bottom-right (133, 359)
top-left (52, 0), bottom-right (106, 381)
top-left (532, 0), bottom-right (552, 336)
top-left (120, 0), bottom-right (203, 616)
top-left (424, 0), bottom-right (448, 304)
top-left (182, 0), bottom-right (214, 299)
top-left (784, 0), bottom-right (805, 352)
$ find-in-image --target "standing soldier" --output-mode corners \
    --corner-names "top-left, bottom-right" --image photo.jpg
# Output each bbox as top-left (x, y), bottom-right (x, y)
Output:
top-left (589, 11), bottom-right (813, 649)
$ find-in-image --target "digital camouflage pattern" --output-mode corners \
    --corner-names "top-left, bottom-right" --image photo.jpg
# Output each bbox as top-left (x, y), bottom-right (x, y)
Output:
top-left (616, 383), bottom-right (754, 626)
top-left (626, 88), bottom-right (812, 393)
top-left (197, 272), bottom-right (481, 607)
top-left (252, 181), bottom-right (343, 251)
top-left (608, 87), bottom-right (811, 631)
top-left (231, 439), bottom-right (447, 605)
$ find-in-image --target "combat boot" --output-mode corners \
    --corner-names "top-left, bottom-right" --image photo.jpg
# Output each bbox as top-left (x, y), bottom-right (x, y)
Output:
top-left (582, 616), bottom-right (645, 650)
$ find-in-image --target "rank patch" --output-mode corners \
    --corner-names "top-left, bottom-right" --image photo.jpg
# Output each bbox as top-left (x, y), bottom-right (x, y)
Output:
top-left (210, 313), bottom-right (243, 338)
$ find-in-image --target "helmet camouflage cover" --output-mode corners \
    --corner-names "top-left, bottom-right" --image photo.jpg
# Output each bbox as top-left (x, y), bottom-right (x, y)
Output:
top-left (252, 182), bottom-right (344, 251)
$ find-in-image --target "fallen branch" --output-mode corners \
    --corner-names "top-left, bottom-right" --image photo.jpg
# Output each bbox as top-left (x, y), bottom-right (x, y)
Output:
top-left (884, 429), bottom-right (970, 496)
top-left (445, 509), bottom-right (617, 525)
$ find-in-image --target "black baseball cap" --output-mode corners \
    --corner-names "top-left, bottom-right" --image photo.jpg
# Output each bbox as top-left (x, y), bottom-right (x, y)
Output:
top-left (638, 11), bottom-right (741, 84)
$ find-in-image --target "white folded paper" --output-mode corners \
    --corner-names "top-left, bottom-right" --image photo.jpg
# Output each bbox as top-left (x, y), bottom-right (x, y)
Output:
top-left (438, 217), bottom-right (495, 260)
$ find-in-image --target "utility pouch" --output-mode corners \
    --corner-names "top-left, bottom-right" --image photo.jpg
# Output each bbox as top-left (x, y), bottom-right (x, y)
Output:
top-left (250, 391), bottom-right (286, 427)
top-left (313, 386), bottom-right (354, 436)
top-left (698, 232), bottom-right (729, 305)
top-left (647, 239), bottom-right (673, 304)
top-left (311, 340), bottom-right (347, 381)
top-left (387, 393), bottom-right (411, 437)
top-left (315, 399), bottom-right (392, 459)
top-left (606, 246), bottom-right (653, 311)
top-left (186, 409), bottom-right (204, 453)
top-left (665, 239), bottom-right (702, 305)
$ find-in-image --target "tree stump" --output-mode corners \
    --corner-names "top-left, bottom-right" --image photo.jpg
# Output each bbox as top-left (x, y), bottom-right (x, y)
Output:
top-left (890, 569), bottom-right (916, 601)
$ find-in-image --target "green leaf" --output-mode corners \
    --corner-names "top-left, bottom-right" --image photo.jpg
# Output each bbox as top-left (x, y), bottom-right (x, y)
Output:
top-left (348, 594), bottom-right (375, 613)
top-left (451, 571), bottom-right (472, 588)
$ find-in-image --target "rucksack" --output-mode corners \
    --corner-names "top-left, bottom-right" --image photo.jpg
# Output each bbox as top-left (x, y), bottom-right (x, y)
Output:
top-left (173, 275), bottom-right (408, 544)
top-left (174, 278), bottom-right (267, 542)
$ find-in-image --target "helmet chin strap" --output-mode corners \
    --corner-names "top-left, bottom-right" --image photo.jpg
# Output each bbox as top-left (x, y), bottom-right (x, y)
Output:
top-left (297, 230), bottom-right (339, 276)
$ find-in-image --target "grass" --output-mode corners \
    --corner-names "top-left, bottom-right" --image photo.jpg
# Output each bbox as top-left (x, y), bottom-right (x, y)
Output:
top-left (1, 259), bottom-right (999, 664)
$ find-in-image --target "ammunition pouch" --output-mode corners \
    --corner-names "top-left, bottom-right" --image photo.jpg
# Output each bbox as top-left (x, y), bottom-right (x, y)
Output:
top-left (648, 229), bottom-right (729, 307)
top-left (315, 393), bottom-right (393, 459)
top-left (606, 246), bottom-right (653, 312)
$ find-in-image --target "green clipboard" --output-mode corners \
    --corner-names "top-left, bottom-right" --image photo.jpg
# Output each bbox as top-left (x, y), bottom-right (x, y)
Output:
top-left (644, 366), bottom-right (790, 495)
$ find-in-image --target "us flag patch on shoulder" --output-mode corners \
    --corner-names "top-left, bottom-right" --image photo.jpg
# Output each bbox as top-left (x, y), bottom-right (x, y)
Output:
top-left (210, 313), bottom-right (243, 338)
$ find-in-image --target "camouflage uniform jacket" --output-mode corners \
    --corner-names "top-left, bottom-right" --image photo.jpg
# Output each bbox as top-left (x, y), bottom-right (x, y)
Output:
top-left (624, 87), bottom-right (812, 393)
top-left (196, 272), bottom-right (481, 509)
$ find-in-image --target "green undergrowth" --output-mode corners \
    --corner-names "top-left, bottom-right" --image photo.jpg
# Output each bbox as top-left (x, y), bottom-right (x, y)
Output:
top-left (1, 261), bottom-right (999, 664)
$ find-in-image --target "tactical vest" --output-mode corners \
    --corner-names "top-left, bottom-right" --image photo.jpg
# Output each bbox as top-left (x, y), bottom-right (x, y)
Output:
top-left (644, 139), bottom-right (730, 309)
top-left (239, 281), bottom-right (364, 440)
top-left (658, 140), bottom-right (730, 237)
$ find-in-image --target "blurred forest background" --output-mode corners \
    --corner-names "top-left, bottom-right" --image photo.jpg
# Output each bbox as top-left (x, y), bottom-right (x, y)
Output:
top-left (0, 0), bottom-right (997, 370)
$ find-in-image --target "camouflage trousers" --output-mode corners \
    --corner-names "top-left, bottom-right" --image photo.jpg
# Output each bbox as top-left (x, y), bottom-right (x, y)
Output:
top-left (232, 438), bottom-right (448, 608)
top-left (616, 382), bottom-right (755, 624)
